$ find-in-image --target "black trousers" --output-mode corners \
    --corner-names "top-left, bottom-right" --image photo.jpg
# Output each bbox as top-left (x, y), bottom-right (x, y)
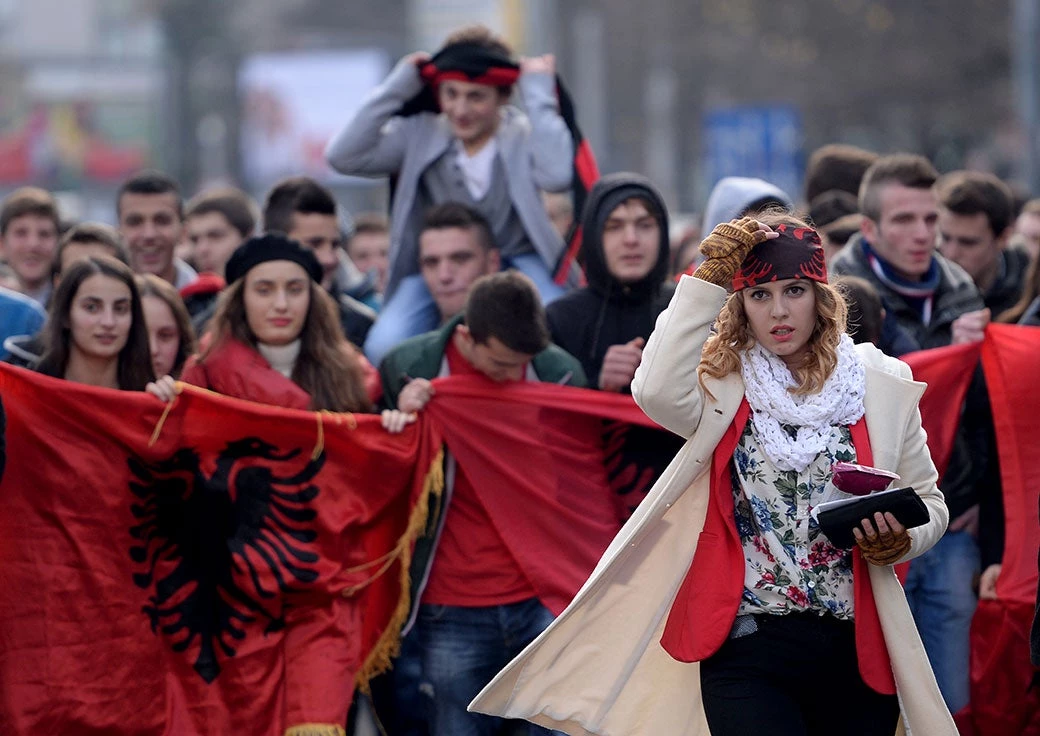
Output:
top-left (700, 612), bottom-right (900, 736)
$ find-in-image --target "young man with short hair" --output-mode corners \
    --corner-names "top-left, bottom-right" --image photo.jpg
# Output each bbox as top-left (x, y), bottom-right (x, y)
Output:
top-left (56, 223), bottom-right (129, 276)
top-left (262, 176), bottom-right (376, 348)
top-left (345, 212), bottom-right (391, 298)
top-left (418, 203), bottom-right (501, 325)
top-left (4, 223), bottom-right (129, 367)
top-left (831, 154), bottom-right (985, 350)
top-left (185, 187), bottom-right (257, 279)
top-left (326, 24), bottom-right (575, 367)
top-left (547, 173), bottom-right (672, 393)
top-left (0, 187), bottom-right (60, 307)
top-left (831, 153), bottom-right (989, 714)
top-left (379, 271), bottom-right (584, 736)
top-left (936, 171), bottom-right (1027, 318)
top-left (117, 170), bottom-right (196, 289)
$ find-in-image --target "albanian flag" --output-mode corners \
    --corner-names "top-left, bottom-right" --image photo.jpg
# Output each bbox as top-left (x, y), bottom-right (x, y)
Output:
top-left (0, 364), bottom-right (442, 736)
top-left (397, 40), bottom-right (600, 285)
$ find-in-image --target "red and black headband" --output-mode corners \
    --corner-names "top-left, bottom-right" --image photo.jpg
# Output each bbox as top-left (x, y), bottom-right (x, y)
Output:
top-left (732, 223), bottom-right (828, 291)
top-left (419, 42), bottom-right (521, 88)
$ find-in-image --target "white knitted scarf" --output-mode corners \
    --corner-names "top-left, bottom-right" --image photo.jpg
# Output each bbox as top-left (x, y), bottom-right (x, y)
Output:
top-left (740, 334), bottom-right (866, 472)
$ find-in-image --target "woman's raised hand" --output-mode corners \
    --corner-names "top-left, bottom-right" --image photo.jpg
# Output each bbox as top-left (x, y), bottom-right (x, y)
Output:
top-left (853, 511), bottom-right (912, 566)
top-left (693, 217), bottom-right (779, 286)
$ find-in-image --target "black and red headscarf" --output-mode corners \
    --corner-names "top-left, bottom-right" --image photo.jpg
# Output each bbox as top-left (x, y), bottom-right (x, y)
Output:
top-left (397, 41), bottom-right (599, 285)
top-left (732, 223), bottom-right (828, 291)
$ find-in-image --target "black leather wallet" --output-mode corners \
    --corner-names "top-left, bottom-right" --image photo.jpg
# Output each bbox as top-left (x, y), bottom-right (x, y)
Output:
top-left (816, 487), bottom-right (930, 549)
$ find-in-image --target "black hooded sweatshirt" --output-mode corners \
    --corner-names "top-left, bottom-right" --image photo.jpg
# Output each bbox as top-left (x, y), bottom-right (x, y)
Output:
top-left (546, 173), bottom-right (673, 391)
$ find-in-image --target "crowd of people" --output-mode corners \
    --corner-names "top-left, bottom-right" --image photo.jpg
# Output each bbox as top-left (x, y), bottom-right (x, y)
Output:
top-left (1, 21), bottom-right (1039, 736)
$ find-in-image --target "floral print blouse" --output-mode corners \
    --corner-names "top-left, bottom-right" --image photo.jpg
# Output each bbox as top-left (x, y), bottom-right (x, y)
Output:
top-left (732, 419), bottom-right (858, 620)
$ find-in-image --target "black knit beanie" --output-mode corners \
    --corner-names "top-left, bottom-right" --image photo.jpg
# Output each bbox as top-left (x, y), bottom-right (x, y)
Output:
top-left (224, 233), bottom-right (323, 285)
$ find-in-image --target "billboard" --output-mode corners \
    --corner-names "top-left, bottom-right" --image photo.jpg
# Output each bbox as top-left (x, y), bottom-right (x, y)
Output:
top-left (238, 49), bottom-right (389, 188)
top-left (0, 68), bottom-right (152, 187)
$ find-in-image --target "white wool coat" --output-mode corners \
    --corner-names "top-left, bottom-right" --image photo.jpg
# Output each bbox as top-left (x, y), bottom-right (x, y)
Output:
top-left (470, 275), bottom-right (956, 736)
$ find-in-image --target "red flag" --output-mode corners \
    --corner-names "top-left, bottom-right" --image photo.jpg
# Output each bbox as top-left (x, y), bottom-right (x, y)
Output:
top-left (423, 377), bottom-right (662, 614)
top-left (0, 364), bottom-right (441, 736)
top-left (902, 341), bottom-right (982, 482)
top-left (980, 326), bottom-right (1040, 605)
top-left (956, 325), bottom-right (1040, 735)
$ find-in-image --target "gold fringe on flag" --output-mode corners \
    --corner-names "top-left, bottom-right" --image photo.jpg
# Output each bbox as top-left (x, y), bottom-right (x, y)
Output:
top-left (283, 724), bottom-right (346, 736)
top-left (311, 411), bottom-right (358, 461)
top-left (147, 382), bottom-right (183, 447)
top-left (352, 446), bottom-right (445, 693)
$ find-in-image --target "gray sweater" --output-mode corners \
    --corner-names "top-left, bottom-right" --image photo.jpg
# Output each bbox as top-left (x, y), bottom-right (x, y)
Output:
top-left (325, 58), bottom-right (573, 299)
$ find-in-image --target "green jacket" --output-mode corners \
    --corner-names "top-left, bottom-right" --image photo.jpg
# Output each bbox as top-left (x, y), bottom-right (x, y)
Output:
top-left (378, 314), bottom-right (587, 631)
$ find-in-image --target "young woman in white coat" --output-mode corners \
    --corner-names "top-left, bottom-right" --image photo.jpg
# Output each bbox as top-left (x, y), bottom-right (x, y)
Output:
top-left (469, 215), bottom-right (956, 736)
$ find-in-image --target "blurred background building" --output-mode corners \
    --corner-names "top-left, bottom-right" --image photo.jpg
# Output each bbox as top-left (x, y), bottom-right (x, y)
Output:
top-left (0, 0), bottom-right (1036, 221)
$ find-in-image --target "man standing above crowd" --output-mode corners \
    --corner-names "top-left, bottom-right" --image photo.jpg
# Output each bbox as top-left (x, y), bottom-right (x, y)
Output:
top-left (117, 170), bottom-right (196, 290)
top-left (0, 187), bottom-right (60, 307)
top-left (326, 24), bottom-right (575, 366)
top-left (546, 173), bottom-right (671, 393)
top-left (831, 153), bottom-right (987, 714)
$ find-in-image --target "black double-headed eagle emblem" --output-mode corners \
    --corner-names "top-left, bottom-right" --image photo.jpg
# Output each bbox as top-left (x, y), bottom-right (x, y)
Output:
top-left (128, 437), bottom-right (325, 683)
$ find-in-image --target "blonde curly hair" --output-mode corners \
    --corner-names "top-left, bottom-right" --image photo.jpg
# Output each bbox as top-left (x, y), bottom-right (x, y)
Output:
top-left (697, 213), bottom-right (848, 397)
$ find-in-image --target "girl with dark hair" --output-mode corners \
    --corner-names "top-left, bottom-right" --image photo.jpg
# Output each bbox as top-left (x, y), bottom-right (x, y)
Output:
top-left (167, 233), bottom-right (382, 416)
top-left (136, 274), bottom-right (197, 379)
top-left (470, 216), bottom-right (956, 736)
top-left (145, 234), bottom-right (407, 736)
top-left (35, 255), bottom-right (158, 392)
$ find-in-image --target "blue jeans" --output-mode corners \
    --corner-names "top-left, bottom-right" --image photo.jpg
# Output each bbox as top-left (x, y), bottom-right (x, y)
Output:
top-left (902, 530), bottom-right (979, 713)
top-left (368, 627), bottom-right (430, 735)
top-left (417, 598), bottom-right (557, 736)
top-left (364, 255), bottom-right (566, 368)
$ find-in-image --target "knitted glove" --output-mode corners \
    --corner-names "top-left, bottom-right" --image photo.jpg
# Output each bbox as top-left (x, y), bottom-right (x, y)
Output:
top-left (693, 217), bottom-right (772, 286)
top-left (856, 523), bottom-right (912, 566)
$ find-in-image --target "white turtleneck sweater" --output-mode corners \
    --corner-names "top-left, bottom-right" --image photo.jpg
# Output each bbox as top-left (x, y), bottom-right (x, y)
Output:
top-left (257, 339), bottom-right (301, 379)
